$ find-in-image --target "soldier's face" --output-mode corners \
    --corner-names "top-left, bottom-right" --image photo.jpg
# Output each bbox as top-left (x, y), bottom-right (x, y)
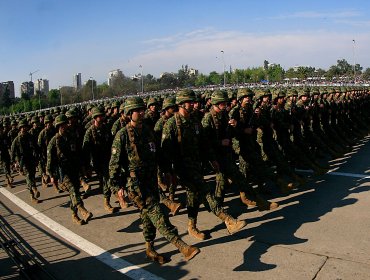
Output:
top-left (131, 108), bottom-right (145, 122)
top-left (183, 101), bottom-right (194, 112)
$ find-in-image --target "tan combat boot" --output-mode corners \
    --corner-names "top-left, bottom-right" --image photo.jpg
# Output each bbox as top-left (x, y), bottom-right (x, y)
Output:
top-left (72, 210), bottom-right (86, 225)
top-left (255, 194), bottom-right (279, 211)
top-left (41, 174), bottom-right (49, 188)
top-left (172, 237), bottom-right (200, 261)
top-left (115, 189), bottom-right (129, 209)
top-left (81, 180), bottom-right (91, 193)
top-left (30, 193), bottom-right (40, 204)
top-left (6, 176), bottom-right (14, 188)
top-left (145, 241), bottom-right (167, 265)
top-left (276, 176), bottom-right (295, 194)
top-left (162, 198), bottom-right (182, 216)
top-left (32, 186), bottom-right (40, 198)
top-left (77, 204), bottom-right (93, 223)
top-left (104, 197), bottom-right (117, 213)
top-left (240, 192), bottom-right (257, 207)
top-left (217, 212), bottom-right (246, 235)
top-left (188, 219), bottom-right (205, 240)
top-left (53, 181), bottom-right (63, 193)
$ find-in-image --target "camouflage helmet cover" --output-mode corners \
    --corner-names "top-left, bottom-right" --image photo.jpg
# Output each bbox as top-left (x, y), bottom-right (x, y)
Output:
top-left (176, 89), bottom-right (196, 104)
top-left (124, 97), bottom-right (146, 115)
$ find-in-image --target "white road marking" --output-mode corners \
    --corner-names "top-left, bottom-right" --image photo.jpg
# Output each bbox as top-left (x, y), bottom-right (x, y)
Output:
top-left (296, 169), bottom-right (370, 179)
top-left (0, 187), bottom-right (162, 280)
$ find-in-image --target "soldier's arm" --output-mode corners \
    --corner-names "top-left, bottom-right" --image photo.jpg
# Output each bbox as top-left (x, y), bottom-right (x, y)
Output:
top-left (109, 129), bottom-right (126, 189)
top-left (160, 119), bottom-right (176, 173)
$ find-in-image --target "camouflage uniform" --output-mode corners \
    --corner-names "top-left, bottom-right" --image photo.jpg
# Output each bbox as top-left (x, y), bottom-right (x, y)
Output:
top-left (47, 114), bottom-right (92, 224)
top-left (37, 115), bottom-right (56, 187)
top-left (161, 89), bottom-right (246, 239)
top-left (0, 125), bottom-right (13, 187)
top-left (109, 97), bottom-right (200, 263)
top-left (83, 107), bottom-right (113, 200)
top-left (11, 120), bottom-right (40, 202)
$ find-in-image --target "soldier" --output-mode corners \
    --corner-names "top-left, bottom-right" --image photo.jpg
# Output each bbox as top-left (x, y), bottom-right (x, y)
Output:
top-left (47, 114), bottom-right (93, 225)
top-left (154, 97), bottom-right (182, 215)
top-left (83, 107), bottom-right (116, 213)
top-left (0, 123), bottom-right (13, 188)
top-left (8, 120), bottom-right (19, 146)
top-left (66, 107), bottom-right (91, 196)
top-left (29, 116), bottom-right (43, 143)
top-left (229, 88), bottom-right (289, 198)
top-left (38, 114), bottom-right (61, 192)
top-left (161, 89), bottom-right (246, 240)
top-left (111, 103), bottom-right (127, 137)
top-left (144, 97), bottom-right (160, 131)
top-left (109, 96), bottom-right (200, 264)
top-left (11, 119), bottom-right (41, 203)
top-left (204, 90), bottom-right (280, 207)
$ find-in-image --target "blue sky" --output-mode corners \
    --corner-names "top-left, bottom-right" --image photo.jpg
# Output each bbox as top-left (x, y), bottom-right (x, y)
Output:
top-left (1, 0), bottom-right (370, 96)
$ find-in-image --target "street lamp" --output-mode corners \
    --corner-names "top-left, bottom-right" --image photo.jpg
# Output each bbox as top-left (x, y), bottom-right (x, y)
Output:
top-left (352, 39), bottom-right (356, 83)
top-left (90, 77), bottom-right (95, 100)
top-left (221, 50), bottom-right (226, 87)
top-left (139, 65), bottom-right (144, 94)
top-left (59, 86), bottom-right (62, 105)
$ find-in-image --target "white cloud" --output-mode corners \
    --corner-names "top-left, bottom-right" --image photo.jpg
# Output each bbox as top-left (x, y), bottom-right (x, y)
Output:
top-left (271, 9), bottom-right (360, 20)
top-left (127, 29), bottom-right (370, 77)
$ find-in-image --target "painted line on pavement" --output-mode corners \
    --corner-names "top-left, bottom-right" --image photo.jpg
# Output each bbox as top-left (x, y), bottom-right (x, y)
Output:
top-left (0, 187), bottom-right (162, 280)
top-left (296, 169), bottom-right (370, 179)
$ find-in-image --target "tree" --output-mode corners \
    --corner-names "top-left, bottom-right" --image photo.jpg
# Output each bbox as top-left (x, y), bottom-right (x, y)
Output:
top-left (208, 71), bottom-right (222, 85)
top-left (362, 68), bottom-right (370, 80)
top-left (266, 64), bottom-right (285, 82)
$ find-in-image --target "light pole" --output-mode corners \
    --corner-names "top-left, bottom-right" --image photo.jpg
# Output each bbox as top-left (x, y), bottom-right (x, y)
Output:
top-left (90, 77), bottom-right (95, 100)
top-left (221, 50), bottom-right (226, 87)
top-left (139, 65), bottom-right (144, 94)
top-left (59, 86), bottom-right (62, 105)
top-left (37, 78), bottom-right (41, 110)
top-left (352, 39), bottom-right (356, 83)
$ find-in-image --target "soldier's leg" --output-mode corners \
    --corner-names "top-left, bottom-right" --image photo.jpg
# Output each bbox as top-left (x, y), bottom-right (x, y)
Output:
top-left (24, 167), bottom-right (40, 203)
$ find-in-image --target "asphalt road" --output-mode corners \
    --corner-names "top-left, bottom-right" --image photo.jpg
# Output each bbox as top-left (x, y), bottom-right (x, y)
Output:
top-left (1, 136), bottom-right (370, 280)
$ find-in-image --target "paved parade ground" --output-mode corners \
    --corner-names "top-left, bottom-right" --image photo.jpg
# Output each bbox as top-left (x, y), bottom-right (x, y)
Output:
top-left (1, 136), bottom-right (370, 280)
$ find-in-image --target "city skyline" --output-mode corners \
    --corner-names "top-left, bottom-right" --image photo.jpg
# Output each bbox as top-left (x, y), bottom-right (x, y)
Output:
top-left (1, 0), bottom-right (370, 97)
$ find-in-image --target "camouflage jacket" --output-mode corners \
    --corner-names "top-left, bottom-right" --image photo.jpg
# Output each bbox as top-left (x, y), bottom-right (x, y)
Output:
top-left (83, 123), bottom-right (112, 169)
top-left (161, 112), bottom-right (211, 173)
top-left (38, 126), bottom-right (56, 160)
top-left (47, 131), bottom-right (79, 177)
top-left (111, 117), bottom-right (126, 137)
top-left (109, 123), bottom-right (157, 195)
top-left (11, 131), bottom-right (39, 168)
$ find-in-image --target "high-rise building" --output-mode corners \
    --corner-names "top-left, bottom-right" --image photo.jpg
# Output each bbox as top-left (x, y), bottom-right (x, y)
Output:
top-left (108, 69), bottom-right (123, 86)
top-left (0, 81), bottom-right (15, 99)
top-left (34, 79), bottom-right (49, 95)
top-left (20, 81), bottom-right (34, 97)
top-left (73, 73), bottom-right (82, 90)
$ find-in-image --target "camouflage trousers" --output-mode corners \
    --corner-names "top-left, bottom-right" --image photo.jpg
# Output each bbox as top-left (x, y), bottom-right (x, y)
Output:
top-left (60, 173), bottom-right (83, 212)
top-left (21, 165), bottom-right (37, 193)
top-left (215, 151), bottom-right (255, 202)
top-left (96, 167), bottom-right (112, 199)
top-left (0, 158), bottom-right (11, 179)
top-left (177, 161), bottom-right (223, 221)
top-left (141, 198), bottom-right (179, 243)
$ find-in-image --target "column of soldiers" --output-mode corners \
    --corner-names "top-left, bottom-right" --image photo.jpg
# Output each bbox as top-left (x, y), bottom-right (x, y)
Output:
top-left (0, 86), bottom-right (369, 264)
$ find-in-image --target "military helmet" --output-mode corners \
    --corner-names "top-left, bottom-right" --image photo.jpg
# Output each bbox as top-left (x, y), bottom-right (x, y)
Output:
top-left (66, 107), bottom-right (78, 118)
top-left (31, 116), bottom-right (39, 124)
top-left (91, 106), bottom-right (105, 119)
top-left (176, 89), bottom-right (195, 105)
top-left (54, 114), bottom-right (68, 127)
top-left (44, 114), bottom-right (54, 124)
top-left (211, 90), bottom-right (228, 105)
top-left (272, 89), bottom-right (286, 100)
top-left (111, 100), bottom-right (120, 108)
top-left (298, 88), bottom-right (309, 98)
top-left (124, 97), bottom-right (146, 115)
top-left (237, 88), bottom-right (254, 101)
top-left (147, 97), bottom-right (158, 108)
top-left (119, 103), bottom-right (125, 114)
top-left (162, 97), bottom-right (176, 110)
top-left (18, 119), bottom-right (29, 128)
